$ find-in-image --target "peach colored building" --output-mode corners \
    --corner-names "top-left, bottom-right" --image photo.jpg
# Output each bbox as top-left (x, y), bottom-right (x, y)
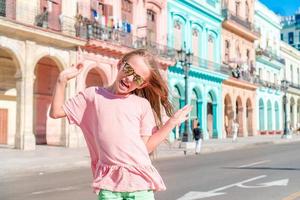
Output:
top-left (221, 0), bottom-right (259, 137)
top-left (0, 0), bottom-right (173, 150)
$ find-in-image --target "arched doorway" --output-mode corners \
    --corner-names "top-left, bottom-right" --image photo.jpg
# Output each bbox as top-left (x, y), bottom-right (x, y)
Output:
top-left (267, 100), bottom-right (272, 131)
top-left (33, 57), bottom-right (61, 145)
top-left (246, 98), bottom-right (253, 136)
top-left (259, 98), bottom-right (265, 131)
top-left (224, 94), bottom-right (233, 137)
top-left (207, 90), bottom-right (217, 138)
top-left (290, 97), bottom-right (295, 130)
top-left (85, 67), bottom-right (104, 88)
top-left (0, 48), bottom-right (18, 145)
top-left (275, 101), bottom-right (280, 130)
top-left (236, 96), bottom-right (243, 137)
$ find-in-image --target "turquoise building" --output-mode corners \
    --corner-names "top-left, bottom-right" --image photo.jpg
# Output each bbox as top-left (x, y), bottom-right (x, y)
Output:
top-left (254, 1), bottom-right (284, 134)
top-left (167, 0), bottom-right (228, 141)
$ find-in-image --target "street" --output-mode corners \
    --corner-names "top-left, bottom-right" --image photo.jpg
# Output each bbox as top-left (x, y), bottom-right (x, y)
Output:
top-left (1, 142), bottom-right (300, 200)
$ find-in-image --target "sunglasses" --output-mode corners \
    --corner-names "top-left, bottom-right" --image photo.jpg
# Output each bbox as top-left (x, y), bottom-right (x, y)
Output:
top-left (122, 62), bottom-right (145, 86)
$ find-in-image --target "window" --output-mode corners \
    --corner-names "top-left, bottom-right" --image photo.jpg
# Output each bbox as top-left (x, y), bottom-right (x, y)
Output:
top-left (192, 29), bottom-right (200, 58)
top-left (259, 68), bottom-right (262, 79)
top-left (245, 1), bottom-right (250, 21)
top-left (225, 40), bottom-right (230, 63)
top-left (297, 68), bottom-right (300, 85)
top-left (122, 0), bottom-right (133, 23)
top-left (235, 1), bottom-right (240, 16)
top-left (173, 20), bottom-right (182, 50)
top-left (288, 32), bottom-right (294, 44)
top-left (267, 71), bottom-right (270, 82)
top-left (281, 33), bottom-right (283, 40)
top-left (147, 9), bottom-right (157, 42)
top-left (291, 64), bottom-right (294, 83)
top-left (274, 73), bottom-right (277, 84)
top-left (208, 35), bottom-right (215, 61)
top-left (246, 49), bottom-right (250, 65)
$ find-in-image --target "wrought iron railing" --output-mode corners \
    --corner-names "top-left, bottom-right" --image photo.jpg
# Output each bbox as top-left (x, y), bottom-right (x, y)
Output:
top-left (0, 2), bottom-right (175, 60)
top-left (253, 75), bottom-right (281, 90)
top-left (256, 48), bottom-right (285, 65)
top-left (85, 23), bottom-right (176, 60)
top-left (222, 8), bottom-right (260, 36)
top-left (191, 55), bottom-right (231, 75)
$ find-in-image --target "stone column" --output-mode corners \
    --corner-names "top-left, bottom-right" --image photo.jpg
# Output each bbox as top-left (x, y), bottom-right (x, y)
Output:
top-left (15, 41), bottom-right (36, 150)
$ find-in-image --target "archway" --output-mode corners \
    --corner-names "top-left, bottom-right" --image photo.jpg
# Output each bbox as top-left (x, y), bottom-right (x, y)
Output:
top-left (290, 97), bottom-right (295, 130)
top-left (207, 90), bottom-right (217, 138)
top-left (275, 101), bottom-right (280, 130)
top-left (33, 57), bottom-right (61, 145)
top-left (236, 96), bottom-right (243, 137)
top-left (224, 94), bottom-right (233, 137)
top-left (85, 67), bottom-right (105, 88)
top-left (0, 48), bottom-right (18, 145)
top-left (246, 98), bottom-right (253, 136)
top-left (259, 98), bottom-right (265, 131)
top-left (267, 100), bottom-right (272, 131)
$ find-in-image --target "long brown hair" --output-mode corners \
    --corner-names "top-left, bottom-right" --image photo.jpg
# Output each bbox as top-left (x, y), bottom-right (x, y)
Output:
top-left (118, 49), bottom-right (174, 127)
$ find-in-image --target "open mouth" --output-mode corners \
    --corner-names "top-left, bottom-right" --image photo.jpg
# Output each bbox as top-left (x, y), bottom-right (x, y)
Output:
top-left (120, 80), bottom-right (129, 89)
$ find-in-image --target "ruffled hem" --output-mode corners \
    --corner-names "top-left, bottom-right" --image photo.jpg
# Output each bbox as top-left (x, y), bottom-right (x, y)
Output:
top-left (92, 163), bottom-right (166, 194)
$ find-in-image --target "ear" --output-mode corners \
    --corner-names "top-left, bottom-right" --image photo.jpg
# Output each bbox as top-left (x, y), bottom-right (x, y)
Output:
top-left (137, 82), bottom-right (149, 89)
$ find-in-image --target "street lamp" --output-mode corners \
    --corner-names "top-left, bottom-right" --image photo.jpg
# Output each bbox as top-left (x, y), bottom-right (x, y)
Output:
top-left (281, 79), bottom-right (291, 139)
top-left (176, 48), bottom-right (193, 142)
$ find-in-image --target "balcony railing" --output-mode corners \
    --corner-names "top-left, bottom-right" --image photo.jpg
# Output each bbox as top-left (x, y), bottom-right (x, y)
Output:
top-left (85, 23), bottom-right (176, 60)
top-left (222, 8), bottom-right (260, 35)
top-left (289, 82), bottom-right (300, 90)
top-left (256, 48), bottom-right (285, 65)
top-left (254, 75), bottom-right (281, 90)
top-left (191, 56), bottom-right (231, 75)
top-left (0, 2), bottom-right (175, 60)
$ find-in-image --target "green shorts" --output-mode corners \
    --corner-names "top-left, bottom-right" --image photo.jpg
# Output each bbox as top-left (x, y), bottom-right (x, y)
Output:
top-left (98, 189), bottom-right (155, 200)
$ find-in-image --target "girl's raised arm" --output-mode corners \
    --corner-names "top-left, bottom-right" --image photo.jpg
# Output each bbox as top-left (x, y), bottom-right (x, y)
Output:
top-left (144, 105), bottom-right (193, 153)
top-left (49, 63), bottom-right (83, 119)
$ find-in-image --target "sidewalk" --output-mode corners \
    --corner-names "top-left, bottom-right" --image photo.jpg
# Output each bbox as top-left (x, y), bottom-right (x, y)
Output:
top-left (1, 134), bottom-right (300, 178)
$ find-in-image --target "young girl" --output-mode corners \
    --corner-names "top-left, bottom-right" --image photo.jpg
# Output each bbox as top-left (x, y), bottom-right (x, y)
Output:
top-left (50, 49), bottom-right (192, 200)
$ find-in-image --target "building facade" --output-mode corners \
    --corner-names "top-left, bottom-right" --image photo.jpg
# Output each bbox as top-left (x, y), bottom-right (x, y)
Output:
top-left (281, 10), bottom-right (300, 51)
top-left (280, 41), bottom-right (300, 132)
top-left (254, 1), bottom-right (284, 135)
top-left (221, 0), bottom-right (258, 138)
top-left (167, 0), bottom-right (227, 141)
top-left (0, 0), bottom-right (173, 149)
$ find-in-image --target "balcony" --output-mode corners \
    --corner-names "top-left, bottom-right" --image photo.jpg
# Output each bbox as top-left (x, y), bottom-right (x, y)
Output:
top-left (254, 75), bottom-right (281, 90)
top-left (84, 23), bottom-right (176, 62)
top-left (256, 47), bottom-right (285, 65)
top-left (222, 8), bottom-right (260, 41)
top-left (191, 55), bottom-right (230, 75)
top-left (289, 82), bottom-right (300, 90)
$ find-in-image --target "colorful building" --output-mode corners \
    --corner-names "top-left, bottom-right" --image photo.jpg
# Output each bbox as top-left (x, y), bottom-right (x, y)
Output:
top-left (167, 0), bottom-right (227, 141)
top-left (281, 10), bottom-right (300, 51)
top-left (280, 41), bottom-right (300, 132)
top-left (254, 1), bottom-right (284, 135)
top-left (221, 0), bottom-right (259, 138)
top-left (0, 0), bottom-right (173, 149)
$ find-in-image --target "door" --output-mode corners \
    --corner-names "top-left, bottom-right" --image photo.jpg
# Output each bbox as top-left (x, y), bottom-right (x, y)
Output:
top-left (0, 109), bottom-right (8, 144)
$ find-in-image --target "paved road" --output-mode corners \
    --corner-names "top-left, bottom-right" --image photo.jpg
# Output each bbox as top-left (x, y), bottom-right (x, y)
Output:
top-left (1, 142), bottom-right (300, 200)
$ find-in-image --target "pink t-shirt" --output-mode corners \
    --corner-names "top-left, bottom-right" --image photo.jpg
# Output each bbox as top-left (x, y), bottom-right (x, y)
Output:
top-left (63, 87), bottom-right (166, 193)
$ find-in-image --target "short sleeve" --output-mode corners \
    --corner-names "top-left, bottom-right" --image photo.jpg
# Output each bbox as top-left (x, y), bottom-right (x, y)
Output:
top-left (63, 88), bottom-right (93, 126)
top-left (140, 99), bottom-right (157, 136)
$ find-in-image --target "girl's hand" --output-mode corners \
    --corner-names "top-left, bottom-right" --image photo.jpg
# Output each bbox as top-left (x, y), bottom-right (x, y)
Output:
top-left (58, 63), bottom-right (83, 83)
top-left (169, 105), bottom-right (193, 126)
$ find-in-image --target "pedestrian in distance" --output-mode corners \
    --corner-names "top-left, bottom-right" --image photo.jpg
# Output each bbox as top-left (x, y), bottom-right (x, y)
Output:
top-left (50, 49), bottom-right (192, 200)
top-left (232, 120), bottom-right (239, 142)
top-left (193, 122), bottom-right (203, 154)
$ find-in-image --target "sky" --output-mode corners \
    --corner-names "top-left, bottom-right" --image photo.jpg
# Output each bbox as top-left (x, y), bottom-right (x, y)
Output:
top-left (260, 0), bottom-right (300, 16)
